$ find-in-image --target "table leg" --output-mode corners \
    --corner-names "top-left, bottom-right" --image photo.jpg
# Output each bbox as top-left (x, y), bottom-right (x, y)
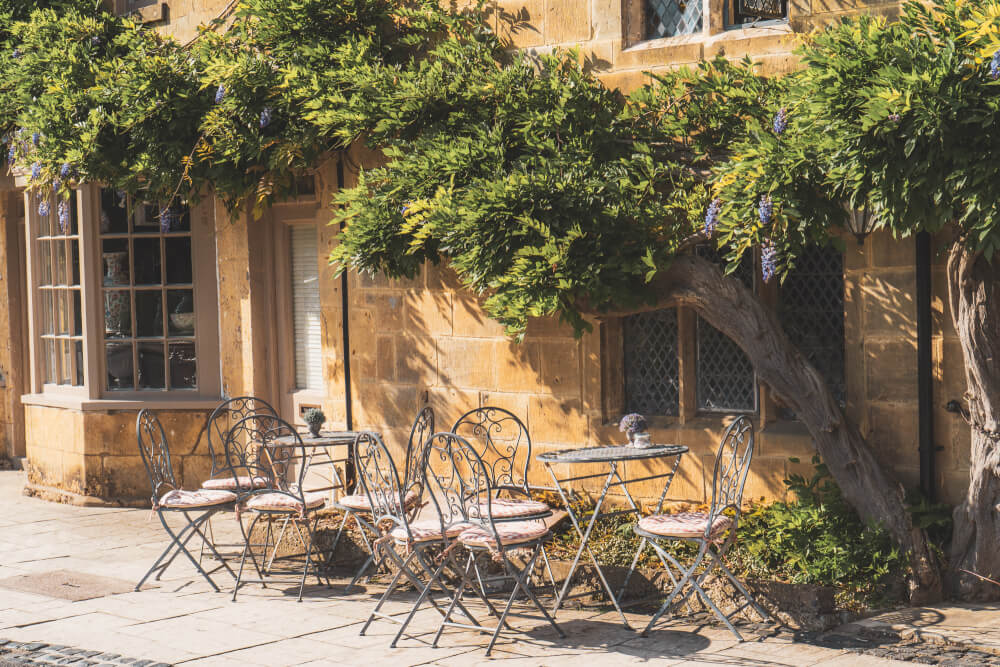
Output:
top-left (547, 462), bottom-right (632, 629)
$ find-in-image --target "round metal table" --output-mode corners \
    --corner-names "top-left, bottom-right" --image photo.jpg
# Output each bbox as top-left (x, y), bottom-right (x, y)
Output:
top-left (537, 443), bottom-right (688, 628)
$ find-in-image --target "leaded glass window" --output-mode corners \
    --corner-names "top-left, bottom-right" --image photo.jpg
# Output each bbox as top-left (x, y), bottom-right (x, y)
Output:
top-left (695, 245), bottom-right (757, 413)
top-left (729, 0), bottom-right (788, 25)
top-left (646, 0), bottom-right (703, 39)
top-left (623, 308), bottom-right (680, 416)
top-left (100, 189), bottom-right (197, 391)
top-left (778, 245), bottom-right (845, 407)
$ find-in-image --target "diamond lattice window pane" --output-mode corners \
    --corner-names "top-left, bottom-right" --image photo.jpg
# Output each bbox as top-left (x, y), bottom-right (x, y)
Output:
top-left (696, 316), bottom-right (757, 412)
top-left (778, 245), bottom-right (845, 406)
top-left (647, 0), bottom-right (703, 39)
top-left (624, 308), bottom-right (680, 417)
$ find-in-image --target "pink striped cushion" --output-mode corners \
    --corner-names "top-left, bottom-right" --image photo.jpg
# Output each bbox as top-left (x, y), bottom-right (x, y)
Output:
top-left (471, 498), bottom-right (549, 519)
top-left (245, 491), bottom-right (326, 513)
top-left (337, 489), bottom-right (420, 512)
top-left (158, 489), bottom-right (237, 509)
top-left (390, 520), bottom-right (475, 543)
top-left (201, 475), bottom-right (270, 491)
top-left (638, 512), bottom-right (733, 541)
top-left (458, 521), bottom-right (548, 548)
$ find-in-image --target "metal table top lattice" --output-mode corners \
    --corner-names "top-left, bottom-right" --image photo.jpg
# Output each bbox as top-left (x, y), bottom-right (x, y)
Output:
top-left (537, 444), bottom-right (687, 464)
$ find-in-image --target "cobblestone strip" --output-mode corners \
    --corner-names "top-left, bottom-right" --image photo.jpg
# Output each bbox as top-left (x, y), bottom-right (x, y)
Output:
top-left (795, 630), bottom-right (1000, 666)
top-left (0, 640), bottom-right (170, 667)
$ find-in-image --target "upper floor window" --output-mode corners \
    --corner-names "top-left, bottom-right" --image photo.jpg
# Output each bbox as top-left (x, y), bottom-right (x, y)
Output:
top-left (726, 0), bottom-right (788, 27)
top-left (23, 184), bottom-right (221, 404)
top-left (646, 0), bottom-right (704, 39)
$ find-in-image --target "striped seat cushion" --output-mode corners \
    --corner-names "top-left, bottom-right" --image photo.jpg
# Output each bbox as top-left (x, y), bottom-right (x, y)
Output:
top-left (458, 521), bottom-right (548, 548)
top-left (390, 520), bottom-right (475, 543)
top-left (158, 489), bottom-right (237, 509)
top-left (471, 498), bottom-right (549, 520)
top-left (245, 491), bottom-right (326, 513)
top-left (201, 475), bottom-right (270, 491)
top-left (337, 489), bottom-right (419, 512)
top-left (637, 512), bottom-right (733, 541)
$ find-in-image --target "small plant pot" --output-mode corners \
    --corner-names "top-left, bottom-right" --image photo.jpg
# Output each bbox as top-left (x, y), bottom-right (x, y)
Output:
top-left (631, 432), bottom-right (654, 448)
top-left (307, 423), bottom-right (322, 438)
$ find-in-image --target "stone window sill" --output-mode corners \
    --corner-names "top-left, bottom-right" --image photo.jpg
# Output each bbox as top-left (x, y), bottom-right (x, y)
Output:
top-left (21, 392), bottom-right (222, 412)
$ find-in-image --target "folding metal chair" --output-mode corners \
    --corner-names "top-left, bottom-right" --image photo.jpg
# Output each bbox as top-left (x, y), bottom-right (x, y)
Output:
top-left (635, 415), bottom-right (771, 640)
top-left (231, 414), bottom-right (330, 602)
top-left (134, 409), bottom-right (237, 592)
top-left (452, 407), bottom-right (555, 593)
top-left (331, 406), bottom-right (434, 588)
top-left (428, 432), bottom-right (564, 657)
top-left (201, 396), bottom-right (278, 492)
top-left (356, 431), bottom-right (485, 646)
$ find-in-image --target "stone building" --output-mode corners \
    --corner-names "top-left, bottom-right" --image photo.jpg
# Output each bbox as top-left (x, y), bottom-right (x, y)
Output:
top-left (0, 0), bottom-right (970, 508)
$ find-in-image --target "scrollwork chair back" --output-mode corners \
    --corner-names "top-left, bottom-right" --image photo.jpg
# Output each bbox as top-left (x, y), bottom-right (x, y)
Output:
top-left (136, 409), bottom-right (179, 506)
top-left (709, 416), bottom-right (755, 528)
top-left (451, 407), bottom-right (530, 498)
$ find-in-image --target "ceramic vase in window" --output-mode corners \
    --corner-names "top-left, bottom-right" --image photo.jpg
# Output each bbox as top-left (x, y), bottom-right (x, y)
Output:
top-left (103, 251), bottom-right (128, 336)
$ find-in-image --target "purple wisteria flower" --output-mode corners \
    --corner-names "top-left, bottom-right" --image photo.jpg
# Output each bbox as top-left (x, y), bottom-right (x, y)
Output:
top-left (37, 200), bottom-right (50, 217)
top-left (6, 144), bottom-right (15, 163)
top-left (704, 198), bottom-right (721, 236)
top-left (11, 49), bottom-right (20, 59)
top-left (758, 194), bottom-right (773, 226)
top-left (60, 162), bottom-right (71, 179)
top-left (773, 107), bottom-right (788, 135)
top-left (91, 35), bottom-right (100, 46)
top-left (159, 208), bottom-right (179, 232)
top-left (761, 239), bottom-right (778, 283)
top-left (31, 132), bottom-right (40, 146)
top-left (259, 107), bottom-right (272, 129)
top-left (57, 201), bottom-right (70, 234)
top-left (52, 178), bottom-right (60, 191)
top-left (888, 113), bottom-right (901, 122)
top-left (991, 50), bottom-right (1000, 80)
top-left (30, 162), bottom-right (41, 180)
top-left (214, 84), bottom-right (226, 104)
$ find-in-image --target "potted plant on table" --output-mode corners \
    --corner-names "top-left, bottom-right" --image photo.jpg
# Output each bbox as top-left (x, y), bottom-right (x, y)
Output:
top-left (303, 408), bottom-right (326, 438)
top-left (619, 413), bottom-right (652, 448)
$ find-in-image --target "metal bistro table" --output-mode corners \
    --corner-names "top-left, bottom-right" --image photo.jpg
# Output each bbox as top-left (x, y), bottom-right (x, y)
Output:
top-left (536, 443), bottom-right (688, 629)
top-left (267, 429), bottom-right (363, 568)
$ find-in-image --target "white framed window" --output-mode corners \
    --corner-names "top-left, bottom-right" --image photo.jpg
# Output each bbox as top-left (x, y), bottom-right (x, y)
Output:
top-left (22, 183), bottom-right (221, 406)
top-left (290, 224), bottom-right (322, 391)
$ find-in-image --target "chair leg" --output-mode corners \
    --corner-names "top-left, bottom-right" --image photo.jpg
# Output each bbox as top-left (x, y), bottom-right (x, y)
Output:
top-left (185, 511), bottom-right (237, 581)
top-left (297, 515), bottom-right (326, 602)
top-left (233, 513), bottom-right (264, 601)
top-left (433, 552), bottom-right (474, 649)
top-left (641, 543), bottom-right (706, 637)
top-left (360, 548), bottom-right (410, 637)
top-left (708, 548), bottom-right (771, 622)
top-left (151, 510), bottom-right (222, 592)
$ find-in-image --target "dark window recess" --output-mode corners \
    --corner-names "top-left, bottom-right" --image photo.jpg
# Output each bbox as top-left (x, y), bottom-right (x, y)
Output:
top-left (623, 308), bottom-right (680, 417)
top-left (695, 245), bottom-right (757, 412)
top-left (778, 245), bottom-right (846, 410)
top-left (730, 0), bottom-right (787, 24)
top-left (646, 0), bottom-right (703, 39)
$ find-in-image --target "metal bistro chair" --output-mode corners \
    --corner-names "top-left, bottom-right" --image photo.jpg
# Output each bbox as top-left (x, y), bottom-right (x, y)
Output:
top-left (135, 409), bottom-right (237, 592)
top-left (331, 406), bottom-right (434, 588)
top-left (356, 431), bottom-right (484, 647)
top-left (635, 415), bottom-right (771, 640)
top-left (231, 414), bottom-right (330, 602)
top-left (428, 432), bottom-right (564, 657)
top-left (201, 396), bottom-right (278, 493)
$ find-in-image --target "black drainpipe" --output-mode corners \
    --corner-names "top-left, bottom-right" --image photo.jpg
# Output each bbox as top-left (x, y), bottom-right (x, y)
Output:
top-left (916, 230), bottom-right (935, 501)
top-left (337, 156), bottom-right (355, 489)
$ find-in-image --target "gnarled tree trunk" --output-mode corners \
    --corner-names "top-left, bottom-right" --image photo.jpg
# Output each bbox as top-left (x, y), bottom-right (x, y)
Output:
top-left (595, 255), bottom-right (943, 602)
top-left (947, 242), bottom-right (1000, 599)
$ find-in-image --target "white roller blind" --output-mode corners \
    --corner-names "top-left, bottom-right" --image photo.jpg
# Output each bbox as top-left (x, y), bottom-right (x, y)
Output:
top-left (290, 225), bottom-right (322, 390)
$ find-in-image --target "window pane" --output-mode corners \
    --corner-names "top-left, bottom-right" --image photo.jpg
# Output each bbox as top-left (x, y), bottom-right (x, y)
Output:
top-left (59, 340), bottom-right (73, 385)
top-left (39, 291), bottom-right (53, 335)
top-left (169, 342), bottom-right (197, 389)
top-left (106, 342), bottom-right (134, 390)
top-left (165, 237), bottom-right (192, 284)
top-left (74, 341), bottom-right (84, 386)
top-left (104, 290), bottom-right (131, 338)
top-left (730, 0), bottom-right (787, 24)
top-left (137, 342), bottom-right (165, 389)
top-left (133, 238), bottom-right (161, 285)
top-left (161, 204), bottom-right (190, 232)
top-left (54, 241), bottom-right (67, 285)
top-left (167, 290), bottom-right (194, 336)
top-left (70, 240), bottom-right (80, 286)
top-left (73, 290), bottom-right (82, 337)
top-left (779, 246), bottom-right (845, 408)
top-left (55, 291), bottom-right (71, 336)
top-left (65, 195), bottom-right (79, 236)
top-left (101, 241), bottom-right (130, 286)
top-left (696, 316), bottom-right (757, 412)
top-left (45, 340), bottom-right (58, 384)
top-left (623, 308), bottom-right (680, 417)
top-left (135, 290), bottom-right (164, 338)
top-left (37, 240), bottom-right (52, 285)
top-left (100, 188), bottom-right (128, 234)
top-left (647, 0), bottom-right (702, 39)
top-left (132, 202), bottom-right (161, 233)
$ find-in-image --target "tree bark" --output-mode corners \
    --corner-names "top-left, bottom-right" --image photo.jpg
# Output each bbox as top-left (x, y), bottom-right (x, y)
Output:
top-left (594, 255), bottom-right (943, 602)
top-left (947, 242), bottom-right (1000, 599)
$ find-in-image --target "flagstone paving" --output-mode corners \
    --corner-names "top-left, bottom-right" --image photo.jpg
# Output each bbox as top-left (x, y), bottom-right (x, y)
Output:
top-left (0, 470), bottom-right (974, 666)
